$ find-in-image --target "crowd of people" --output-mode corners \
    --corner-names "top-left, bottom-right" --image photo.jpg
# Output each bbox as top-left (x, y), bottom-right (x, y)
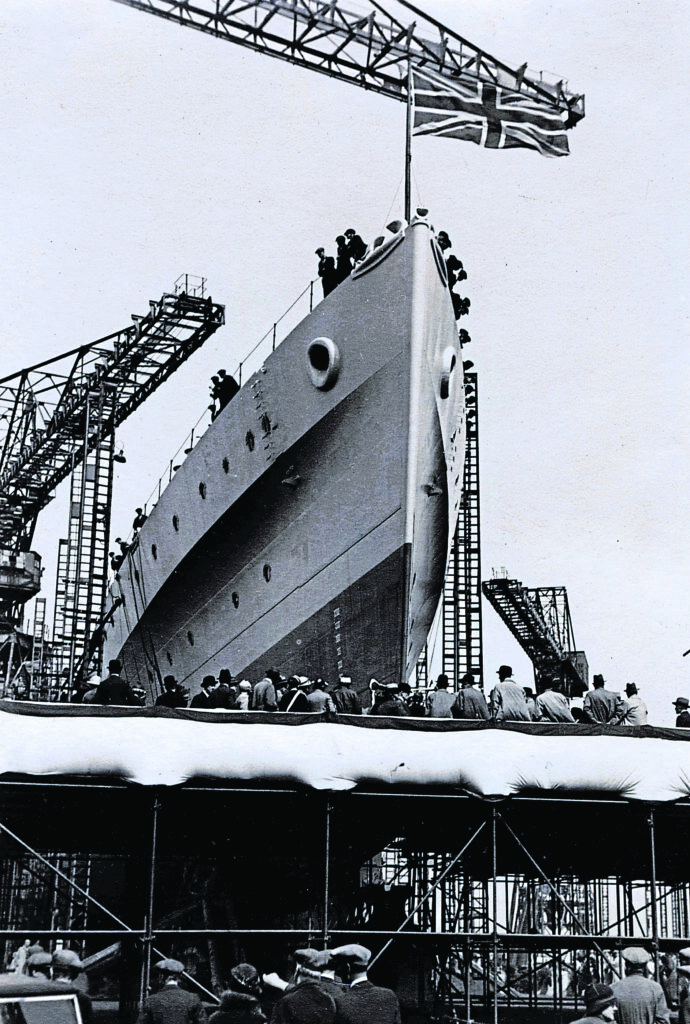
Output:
top-left (315, 228), bottom-right (368, 297)
top-left (6, 942), bottom-right (92, 1023)
top-left (61, 659), bottom-right (690, 727)
top-left (573, 946), bottom-right (687, 1024)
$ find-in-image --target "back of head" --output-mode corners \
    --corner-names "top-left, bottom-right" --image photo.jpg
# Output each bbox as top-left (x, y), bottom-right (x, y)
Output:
top-left (163, 674), bottom-right (177, 691)
top-left (592, 673), bottom-right (605, 689)
top-left (108, 659), bottom-right (122, 675)
top-left (436, 674), bottom-right (449, 689)
top-left (498, 665), bottom-right (512, 681)
top-left (219, 668), bottom-right (232, 686)
top-left (52, 948), bottom-right (83, 973)
top-left (266, 668), bottom-right (281, 685)
top-left (584, 984), bottom-right (615, 1016)
top-left (229, 963), bottom-right (261, 996)
top-left (625, 682), bottom-right (638, 696)
top-left (211, 990), bottom-right (263, 1024)
top-left (202, 675), bottom-right (217, 691)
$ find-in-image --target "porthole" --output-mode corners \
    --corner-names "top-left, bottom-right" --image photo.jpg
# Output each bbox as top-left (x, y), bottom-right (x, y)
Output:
top-left (151, 544), bottom-right (158, 560)
top-left (232, 592), bottom-right (239, 609)
top-left (187, 630), bottom-right (194, 646)
top-left (199, 482), bottom-right (207, 499)
top-left (263, 563), bottom-right (271, 582)
top-left (439, 346), bottom-right (458, 400)
top-left (306, 337), bottom-right (341, 390)
top-left (166, 651), bottom-right (173, 665)
top-left (245, 431), bottom-right (255, 452)
top-left (222, 457), bottom-right (229, 474)
top-left (172, 514), bottom-right (179, 532)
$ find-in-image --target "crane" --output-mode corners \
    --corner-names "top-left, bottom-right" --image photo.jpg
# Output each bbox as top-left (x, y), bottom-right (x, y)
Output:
top-left (0, 279), bottom-right (224, 692)
top-left (482, 573), bottom-right (588, 697)
top-left (109, 0), bottom-right (584, 126)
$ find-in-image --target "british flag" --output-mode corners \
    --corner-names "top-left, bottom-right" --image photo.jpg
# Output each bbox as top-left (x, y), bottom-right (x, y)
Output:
top-left (412, 66), bottom-right (570, 158)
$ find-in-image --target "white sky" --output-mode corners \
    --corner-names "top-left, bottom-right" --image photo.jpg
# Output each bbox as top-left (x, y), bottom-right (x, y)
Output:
top-left (1, 0), bottom-right (688, 724)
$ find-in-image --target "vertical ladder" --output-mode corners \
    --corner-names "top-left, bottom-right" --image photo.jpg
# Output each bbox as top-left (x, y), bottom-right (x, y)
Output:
top-left (29, 597), bottom-right (47, 697)
top-left (443, 371), bottom-right (483, 687)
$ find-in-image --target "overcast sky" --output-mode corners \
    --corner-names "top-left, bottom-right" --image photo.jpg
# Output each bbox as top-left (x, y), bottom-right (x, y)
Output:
top-left (1, 0), bottom-right (688, 723)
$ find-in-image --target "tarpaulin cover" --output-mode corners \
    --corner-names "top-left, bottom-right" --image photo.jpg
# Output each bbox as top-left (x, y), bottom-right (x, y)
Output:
top-left (1, 702), bottom-right (690, 802)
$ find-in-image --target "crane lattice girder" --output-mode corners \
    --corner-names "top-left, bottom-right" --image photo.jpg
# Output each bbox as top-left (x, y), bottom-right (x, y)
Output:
top-left (482, 577), bottom-right (586, 695)
top-left (109, 0), bottom-right (584, 122)
top-left (0, 289), bottom-right (225, 548)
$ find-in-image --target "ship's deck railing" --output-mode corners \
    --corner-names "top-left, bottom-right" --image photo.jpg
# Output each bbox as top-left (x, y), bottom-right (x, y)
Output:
top-left (125, 278), bottom-right (318, 539)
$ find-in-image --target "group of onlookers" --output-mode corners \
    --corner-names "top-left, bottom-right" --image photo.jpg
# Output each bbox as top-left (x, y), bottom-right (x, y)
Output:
top-left (315, 229), bottom-right (368, 297)
top-left (574, 946), bottom-right (688, 1024)
top-left (7, 941), bottom-right (92, 1023)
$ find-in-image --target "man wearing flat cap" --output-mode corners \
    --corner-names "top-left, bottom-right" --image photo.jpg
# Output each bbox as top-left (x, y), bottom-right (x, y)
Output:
top-left (53, 949), bottom-right (93, 1024)
top-left (270, 949), bottom-right (337, 1024)
top-left (612, 948), bottom-right (669, 1024)
top-left (26, 951), bottom-right (52, 980)
top-left (572, 983), bottom-right (617, 1024)
top-left (138, 959), bottom-right (207, 1024)
top-left (329, 945), bottom-right (401, 1024)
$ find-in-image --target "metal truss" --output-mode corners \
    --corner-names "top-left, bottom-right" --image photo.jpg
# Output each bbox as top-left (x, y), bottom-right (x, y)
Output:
top-left (109, 0), bottom-right (585, 122)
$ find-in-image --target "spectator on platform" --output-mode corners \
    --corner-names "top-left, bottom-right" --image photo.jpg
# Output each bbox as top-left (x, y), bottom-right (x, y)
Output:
top-left (305, 679), bottom-right (336, 713)
top-left (7, 940), bottom-right (31, 973)
top-left (612, 947), bottom-right (669, 1024)
top-left (534, 678), bottom-right (575, 723)
top-left (582, 675), bottom-right (627, 725)
top-left (138, 959), bottom-right (207, 1024)
top-left (571, 983), bottom-right (617, 1024)
top-left (329, 944), bottom-right (401, 1024)
top-left (621, 683), bottom-right (648, 726)
top-left (490, 666), bottom-right (532, 722)
top-left (426, 674), bottom-right (455, 718)
top-left (27, 952), bottom-right (52, 980)
top-left (211, 672), bottom-right (235, 709)
top-left (278, 677), bottom-right (308, 712)
top-left (234, 682), bottom-right (253, 711)
top-left (251, 673), bottom-right (278, 712)
top-left (368, 682), bottom-right (409, 717)
top-left (190, 676), bottom-right (217, 709)
top-left (452, 673), bottom-right (490, 720)
top-left (674, 697), bottom-right (690, 728)
top-left (330, 675), bottom-right (362, 715)
top-left (155, 675), bottom-right (189, 708)
top-left (344, 229), bottom-right (367, 264)
top-left (95, 659), bottom-right (140, 706)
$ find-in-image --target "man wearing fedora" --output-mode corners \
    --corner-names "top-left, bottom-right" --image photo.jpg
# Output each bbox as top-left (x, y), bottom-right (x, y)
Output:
top-left (451, 673), bottom-right (490, 720)
top-left (138, 959), bottom-right (207, 1024)
top-left (572, 983), bottom-right (617, 1024)
top-left (489, 666), bottom-right (532, 722)
top-left (328, 945), bottom-right (400, 1024)
top-left (674, 697), bottom-right (690, 728)
top-left (612, 947), bottom-right (669, 1024)
top-left (582, 674), bottom-right (627, 725)
top-left (621, 683), bottom-right (648, 726)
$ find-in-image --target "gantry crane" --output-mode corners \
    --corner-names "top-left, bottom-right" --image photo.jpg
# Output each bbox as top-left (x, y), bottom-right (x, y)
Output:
top-left (0, 279), bottom-right (224, 692)
top-left (110, 0), bottom-right (584, 126)
top-left (482, 573), bottom-right (588, 696)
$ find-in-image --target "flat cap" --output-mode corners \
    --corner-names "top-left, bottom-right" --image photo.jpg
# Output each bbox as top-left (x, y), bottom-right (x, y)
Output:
top-left (622, 947), bottom-right (651, 964)
top-left (28, 952), bottom-right (53, 967)
top-left (52, 948), bottom-right (83, 969)
top-left (294, 949), bottom-right (331, 970)
top-left (584, 984), bottom-right (615, 1015)
top-left (678, 947), bottom-right (690, 961)
top-left (26, 945), bottom-right (45, 956)
top-left (329, 944), bottom-right (371, 968)
top-left (155, 958), bottom-right (185, 974)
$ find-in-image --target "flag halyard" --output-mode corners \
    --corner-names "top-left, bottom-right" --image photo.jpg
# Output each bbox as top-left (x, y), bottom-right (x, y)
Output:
top-left (411, 66), bottom-right (570, 158)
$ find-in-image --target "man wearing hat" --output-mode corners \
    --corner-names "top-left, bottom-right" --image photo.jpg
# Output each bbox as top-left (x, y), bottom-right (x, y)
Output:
top-left (490, 666), bottom-right (532, 722)
top-left (138, 958), bottom-right (207, 1024)
top-left (271, 949), bottom-right (337, 1024)
top-left (343, 230), bottom-right (367, 265)
top-left (582, 675), bottom-right (627, 725)
top-left (315, 249), bottom-right (338, 298)
top-left (612, 948), bottom-right (669, 1024)
top-left (572, 983), bottom-right (617, 1024)
top-left (673, 698), bottom-right (690, 728)
top-left (210, 992), bottom-right (265, 1024)
top-left (368, 683), bottom-right (409, 718)
top-left (329, 945), bottom-right (400, 1024)
top-left (26, 950), bottom-right (52, 980)
top-left (452, 673), bottom-right (490, 720)
top-left (621, 684), bottom-right (648, 726)
top-left (52, 949), bottom-right (93, 1024)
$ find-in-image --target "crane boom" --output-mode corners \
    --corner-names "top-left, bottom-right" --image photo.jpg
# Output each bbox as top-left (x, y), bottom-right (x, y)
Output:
top-left (109, 0), bottom-right (584, 123)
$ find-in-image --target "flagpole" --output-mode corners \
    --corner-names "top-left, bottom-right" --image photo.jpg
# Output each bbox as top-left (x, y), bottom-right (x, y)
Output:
top-left (404, 61), bottom-right (413, 222)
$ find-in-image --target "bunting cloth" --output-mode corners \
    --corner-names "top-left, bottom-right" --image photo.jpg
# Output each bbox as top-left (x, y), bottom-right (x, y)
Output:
top-left (411, 66), bottom-right (570, 158)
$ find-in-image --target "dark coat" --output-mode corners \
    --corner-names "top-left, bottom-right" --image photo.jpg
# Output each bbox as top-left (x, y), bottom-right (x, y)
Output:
top-left (345, 235), bottom-right (367, 263)
top-left (94, 674), bottom-right (140, 707)
top-left (333, 980), bottom-right (400, 1024)
top-left (369, 696), bottom-right (409, 717)
top-left (317, 256), bottom-right (338, 297)
top-left (138, 984), bottom-right (207, 1024)
top-left (331, 686), bottom-right (362, 715)
top-left (271, 978), bottom-right (336, 1024)
top-left (190, 691), bottom-right (214, 709)
top-left (279, 689), bottom-right (309, 712)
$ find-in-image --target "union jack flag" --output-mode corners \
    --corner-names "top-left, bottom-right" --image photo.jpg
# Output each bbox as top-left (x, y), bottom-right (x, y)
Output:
top-left (412, 66), bottom-right (570, 158)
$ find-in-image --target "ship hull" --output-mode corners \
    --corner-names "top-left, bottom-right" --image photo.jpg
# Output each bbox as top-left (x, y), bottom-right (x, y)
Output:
top-left (103, 219), bottom-right (465, 698)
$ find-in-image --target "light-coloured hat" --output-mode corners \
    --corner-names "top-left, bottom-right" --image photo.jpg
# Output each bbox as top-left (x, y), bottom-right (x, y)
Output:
top-left (155, 958), bottom-right (184, 974)
top-left (622, 947), bottom-right (651, 965)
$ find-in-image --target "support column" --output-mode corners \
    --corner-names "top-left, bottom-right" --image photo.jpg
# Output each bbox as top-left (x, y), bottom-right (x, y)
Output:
top-left (322, 797), bottom-right (331, 949)
top-left (648, 808), bottom-right (660, 977)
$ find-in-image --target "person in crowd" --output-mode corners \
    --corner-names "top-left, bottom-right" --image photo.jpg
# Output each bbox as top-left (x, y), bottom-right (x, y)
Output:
top-left (26, 951), bottom-right (52, 980)
top-left (368, 682), bottom-right (409, 717)
top-left (674, 697), bottom-right (690, 727)
top-left (437, 231), bottom-right (467, 290)
top-left (132, 507), bottom-right (147, 532)
top-left (52, 949), bottom-right (93, 1024)
top-left (522, 687), bottom-right (537, 719)
top-left (534, 678), bottom-right (575, 723)
top-left (271, 949), bottom-right (337, 1024)
top-left (7, 939), bottom-right (31, 973)
top-left (209, 375), bottom-right (221, 420)
top-left (95, 659), bottom-right (141, 706)
top-left (571, 983), bottom-right (617, 1024)
top-left (110, 551), bottom-right (124, 572)
top-left (490, 666), bottom-right (532, 722)
top-left (211, 672), bottom-right (235, 709)
top-left (612, 947), bottom-right (669, 1024)
top-left (252, 671), bottom-right (279, 712)
top-left (335, 236), bottom-right (351, 284)
top-left (115, 537), bottom-right (130, 557)
top-left (80, 670), bottom-right (101, 703)
top-left (280, 677), bottom-right (309, 712)
top-left (315, 248), bottom-right (338, 297)
top-left (678, 950), bottom-right (690, 1024)
top-left (216, 369), bottom-right (240, 412)
top-left (344, 229), bottom-right (367, 264)
top-left (330, 675), bottom-right (362, 715)
top-left (329, 944), bottom-right (401, 1024)
top-left (582, 674), bottom-right (627, 725)
top-left (659, 953), bottom-right (679, 1012)
top-left (425, 674), bottom-right (455, 718)
top-left (452, 673), bottom-right (490, 720)
top-left (190, 676), bottom-right (217, 709)
top-left (305, 679), bottom-right (336, 713)
top-left (138, 958), bottom-right (207, 1024)
top-left (210, 991), bottom-right (265, 1024)
top-left (156, 675), bottom-right (189, 708)
top-left (234, 681), bottom-right (253, 711)
top-left (621, 683), bottom-right (648, 725)
top-left (452, 294), bottom-right (471, 318)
